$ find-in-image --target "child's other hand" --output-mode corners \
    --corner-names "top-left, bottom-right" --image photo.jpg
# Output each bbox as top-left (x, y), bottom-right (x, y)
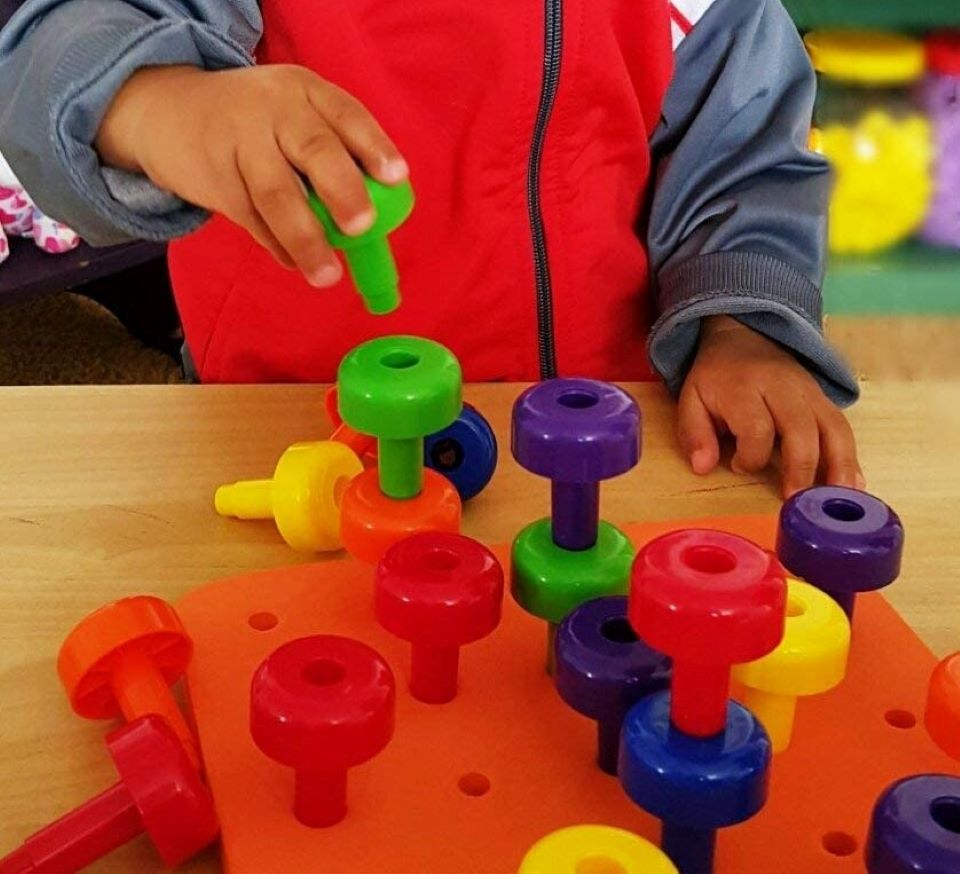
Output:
top-left (678, 316), bottom-right (864, 498)
top-left (96, 65), bottom-right (409, 287)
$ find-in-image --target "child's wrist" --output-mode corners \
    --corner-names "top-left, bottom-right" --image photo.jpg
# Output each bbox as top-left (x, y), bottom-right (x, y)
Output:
top-left (95, 65), bottom-right (205, 173)
top-left (700, 314), bottom-right (749, 340)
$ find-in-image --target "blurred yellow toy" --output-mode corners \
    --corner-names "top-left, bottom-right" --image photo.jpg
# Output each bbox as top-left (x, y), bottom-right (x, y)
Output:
top-left (733, 579), bottom-right (851, 753)
top-left (215, 441), bottom-right (363, 552)
top-left (805, 30), bottom-right (933, 255)
top-left (519, 825), bottom-right (678, 874)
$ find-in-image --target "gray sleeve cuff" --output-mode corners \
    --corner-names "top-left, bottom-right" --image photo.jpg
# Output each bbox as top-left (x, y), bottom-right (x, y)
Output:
top-left (648, 252), bottom-right (860, 407)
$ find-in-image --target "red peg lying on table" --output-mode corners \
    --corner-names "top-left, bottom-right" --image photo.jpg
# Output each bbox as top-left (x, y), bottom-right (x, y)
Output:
top-left (250, 635), bottom-right (396, 828)
top-left (0, 715), bottom-right (219, 874)
top-left (629, 529), bottom-right (787, 737)
top-left (375, 532), bottom-right (504, 703)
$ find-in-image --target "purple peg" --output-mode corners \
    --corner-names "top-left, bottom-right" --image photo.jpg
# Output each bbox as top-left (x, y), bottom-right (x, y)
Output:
top-left (777, 486), bottom-right (904, 620)
top-left (867, 775), bottom-right (960, 873)
top-left (554, 596), bottom-right (671, 775)
top-left (511, 379), bottom-right (640, 551)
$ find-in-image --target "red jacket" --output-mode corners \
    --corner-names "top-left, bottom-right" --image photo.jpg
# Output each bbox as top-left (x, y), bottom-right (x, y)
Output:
top-left (168, 0), bottom-right (675, 383)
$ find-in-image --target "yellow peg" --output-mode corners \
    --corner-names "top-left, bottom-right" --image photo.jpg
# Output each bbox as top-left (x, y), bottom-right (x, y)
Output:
top-left (215, 441), bottom-right (363, 552)
top-left (519, 825), bottom-right (677, 874)
top-left (733, 579), bottom-right (850, 753)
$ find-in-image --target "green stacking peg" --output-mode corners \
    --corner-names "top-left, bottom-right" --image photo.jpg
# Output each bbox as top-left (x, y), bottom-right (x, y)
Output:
top-left (512, 518), bottom-right (635, 674)
top-left (307, 177), bottom-right (415, 315)
top-left (338, 336), bottom-right (462, 499)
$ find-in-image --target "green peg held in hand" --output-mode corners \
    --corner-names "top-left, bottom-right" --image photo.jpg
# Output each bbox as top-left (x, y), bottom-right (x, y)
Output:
top-left (307, 177), bottom-right (415, 315)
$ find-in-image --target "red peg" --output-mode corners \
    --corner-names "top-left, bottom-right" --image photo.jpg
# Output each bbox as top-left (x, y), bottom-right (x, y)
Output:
top-left (375, 532), bottom-right (504, 704)
top-left (629, 529), bottom-right (786, 737)
top-left (250, 635), bottom-right (395, 828)
top-left (926, 652), bottom-right (960, 760)
top-left (0, 715), bottom-right (218, 874)
top-left (326, 387), bottom-right (376, 459)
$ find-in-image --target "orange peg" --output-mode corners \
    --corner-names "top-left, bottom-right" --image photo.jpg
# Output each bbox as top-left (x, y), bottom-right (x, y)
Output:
top-left (340, 468), bottom-right (461, 564)
top-left (326, 386), bottom-right (376, 459)
top-left (926, 652), bottom-right (960, 760)
top-left (57, 596), bottom-right (200, 769)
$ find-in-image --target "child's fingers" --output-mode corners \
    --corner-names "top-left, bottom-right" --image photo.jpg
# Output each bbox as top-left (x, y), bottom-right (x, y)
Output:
top-left (767, 394), bottom-right (821, 498)
top-left (236, 143), bottom-right (343, 287)
top-left (278, 114), bottom-right (375, 236)
top-left (222, 193), bottom-right (294, 270)
top-left (722, 397), bottom-right (776, 475)
top-left (308, 82), bottom-right (409, 185)
top-left (677, 383), bottom-right (720, 475)
top-left (816, 403), bottom-right (865, 490)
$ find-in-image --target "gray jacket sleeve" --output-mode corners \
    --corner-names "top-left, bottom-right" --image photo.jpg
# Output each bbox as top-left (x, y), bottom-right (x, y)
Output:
top-left (0, 0), bottom-right (262, 245)
top-left (647, 0), bottom-right (859, 406)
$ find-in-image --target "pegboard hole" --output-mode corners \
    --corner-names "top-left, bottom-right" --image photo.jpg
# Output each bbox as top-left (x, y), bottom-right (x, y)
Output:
top-left (885, 709), bottom-right (917, 729)
top-left (429, 437), bottom-right (464, 472)
top-left (381, 350), bottom-right (420, 369)
top-left (302, 659), bottom-right (345, 687)
top-left (423, 548), bottom-right (461, 572)
top-left (822, 832), bottom-right (858, 856)
top-left (458, 773), bottom-right (491, 797)
top-left (786, 596), bottom-right (807, 618)
top-left (601, 617), bottom-right (638, 645)
top-left (576, 858), bottom-right (627, 874)
top-left (682, 545), bottom-right (737, 575)
top-left (557, 390), bottom-right (599, 409)
top-left (931, 797), bottom-right (960, 834)
top-left (248, 612), bottom-right (278, 631)
top-left (823, 498), bottom-right (866, 523)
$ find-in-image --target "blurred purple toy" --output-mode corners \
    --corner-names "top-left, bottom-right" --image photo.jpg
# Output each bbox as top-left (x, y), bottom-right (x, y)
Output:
top-left (919, 33), bottom-right (960, 249)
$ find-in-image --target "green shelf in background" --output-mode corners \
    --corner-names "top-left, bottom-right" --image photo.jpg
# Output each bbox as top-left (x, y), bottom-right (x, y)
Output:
top-left (784, 0), bottom-right (960, 32)
top-left (824, 243), bottom-right (960, 315)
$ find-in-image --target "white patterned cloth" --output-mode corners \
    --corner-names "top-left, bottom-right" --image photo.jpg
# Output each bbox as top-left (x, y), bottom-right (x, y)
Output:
top-left (0, 150), bottom-right (80, 265)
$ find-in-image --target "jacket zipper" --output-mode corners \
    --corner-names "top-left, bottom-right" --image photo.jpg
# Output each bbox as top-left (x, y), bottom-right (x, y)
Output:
top-left (527, 0), bottom-right (563, 380)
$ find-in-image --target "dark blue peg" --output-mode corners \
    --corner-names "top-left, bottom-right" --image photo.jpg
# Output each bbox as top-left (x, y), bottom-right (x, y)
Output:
top-left (618, 692), bottom-right (771, 874)
top-left (867, 774), bottom-right (960, 873)
top-left (424, 403), bottom-right (498, 501)
top-left (777, 486), bottom-right (904, 619)
top-left (554, 596), bottom-right (671, 775)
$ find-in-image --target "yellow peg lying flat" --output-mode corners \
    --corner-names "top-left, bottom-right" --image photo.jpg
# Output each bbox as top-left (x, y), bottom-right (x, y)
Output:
top-left (733, 579), bottom-right (850, 754)
top-left (519, 825), bottom-right (677, 874)
top-left (215, 441), bottom-right (363, 552)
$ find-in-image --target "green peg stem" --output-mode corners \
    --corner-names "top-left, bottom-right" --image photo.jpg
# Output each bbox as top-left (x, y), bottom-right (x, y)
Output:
top-left (345, 240), bottom-right (401, 315)
top-left (378, 437), bottom-right (424, 499)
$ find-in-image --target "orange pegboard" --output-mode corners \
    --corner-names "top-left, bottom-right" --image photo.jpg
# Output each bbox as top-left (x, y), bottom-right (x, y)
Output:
top-left (177, 515), bottom-right (958, 873)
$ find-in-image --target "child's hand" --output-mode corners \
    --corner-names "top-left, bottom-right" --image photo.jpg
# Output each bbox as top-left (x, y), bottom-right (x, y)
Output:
top-left (677, 316), bottom-right (864, 498)
top-left (96, 65), bottom-right (408, 287)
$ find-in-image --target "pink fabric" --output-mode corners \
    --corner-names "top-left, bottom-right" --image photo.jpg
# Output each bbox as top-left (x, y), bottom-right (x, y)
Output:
top-left (0, 184), bottom-right (80, 262)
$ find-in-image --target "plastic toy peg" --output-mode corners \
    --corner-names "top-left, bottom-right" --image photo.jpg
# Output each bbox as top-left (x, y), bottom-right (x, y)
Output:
top-left (307, 177), bottom-right (414, 315)
top-left (777, 486), bottom-right (904, 620)
top-left (338, 336), bottom-right (462, 499)
top-left (519, 825), bottom-right (678, 874)
top-left (926, 653), bottom-right (960, 760)
top-left (340, 467), bottom-right (461, 564)
top-left (512, 519), bottom-right (634, 675)
top-left (250, 635), bottom-right (395, 828)
top-left (554, 596), bottom-right (671, 774)
top-left (512, 379), bottom-right (640, 551)
top-left (866, 775), bottom-right (960, 873)
top-left (629, 529), bottom-right (786, 738)
top-left (375, 532), bottom-right (504, 704)
top-left (423, 403), bottom-right (498, 501)
top-left (215, 441), bottom-right (363, 552)
top-left (328, 384), bottom-right (498, 502)
top-left (732, 579), bottom-right (850, 753)
top-left (619, 693), bottom-right (771, 874)
top-left (0, 715), bottom-right (219, 874)
top-left (325, 387), bottom-right (376, 459)
top-left (57, 596), bottom-right (200, 770)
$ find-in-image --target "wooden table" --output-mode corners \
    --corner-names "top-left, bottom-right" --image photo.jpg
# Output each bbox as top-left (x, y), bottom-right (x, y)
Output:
top-left (0, 381), bottom-right (957, 872)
